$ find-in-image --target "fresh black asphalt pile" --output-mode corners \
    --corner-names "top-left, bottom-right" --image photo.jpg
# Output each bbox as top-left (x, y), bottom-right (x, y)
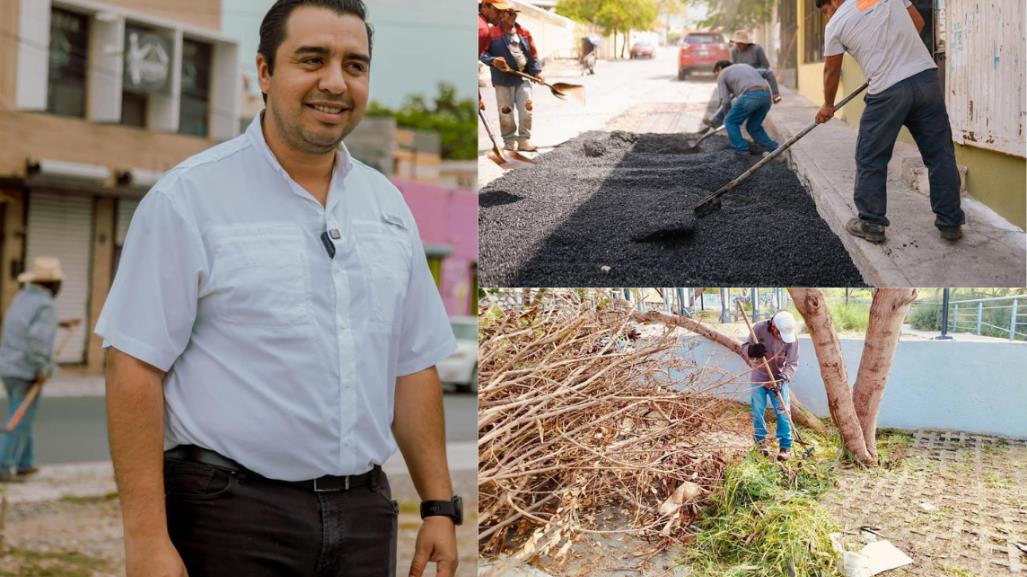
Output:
top-left (479, 130), bottom-right (865, 286)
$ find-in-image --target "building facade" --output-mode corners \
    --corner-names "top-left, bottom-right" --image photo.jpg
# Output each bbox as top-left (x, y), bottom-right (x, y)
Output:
top-left (0, 0), bottom-right (240, 372)
top-left (786, 0), bottom-right (1025, 228)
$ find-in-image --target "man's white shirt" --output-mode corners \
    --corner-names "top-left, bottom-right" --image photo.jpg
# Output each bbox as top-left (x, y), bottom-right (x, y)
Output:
top-left (95, 114), bottom-right (457, 481)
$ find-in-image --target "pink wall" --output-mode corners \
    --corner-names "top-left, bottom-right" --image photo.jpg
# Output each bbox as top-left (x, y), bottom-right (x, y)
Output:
top-left (391, 178), bottom-right (478, 316)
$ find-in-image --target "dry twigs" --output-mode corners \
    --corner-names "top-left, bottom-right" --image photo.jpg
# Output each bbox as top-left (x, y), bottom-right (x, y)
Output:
top-left (478, 292), bottom-right (753, 566)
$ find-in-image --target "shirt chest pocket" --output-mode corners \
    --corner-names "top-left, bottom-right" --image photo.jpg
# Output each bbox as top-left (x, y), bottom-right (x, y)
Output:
top-left (209, 228), bottom-right (312, 330)
top-left (354, 218), bottom-right (413, 333)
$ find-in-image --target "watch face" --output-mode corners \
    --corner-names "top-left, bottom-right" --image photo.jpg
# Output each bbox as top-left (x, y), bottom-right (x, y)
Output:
top-left (453, 495), bottom-right (464, 526)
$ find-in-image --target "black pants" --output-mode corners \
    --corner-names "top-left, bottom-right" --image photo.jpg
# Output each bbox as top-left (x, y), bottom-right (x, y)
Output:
top-left (164, 454), bottom-right (398, 577)
top-left (855, 68), bottom-right (965, 229)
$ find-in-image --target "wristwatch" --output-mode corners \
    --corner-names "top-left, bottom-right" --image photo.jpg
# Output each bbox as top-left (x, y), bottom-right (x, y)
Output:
top-left (420, 495), bottom-right (463, 525)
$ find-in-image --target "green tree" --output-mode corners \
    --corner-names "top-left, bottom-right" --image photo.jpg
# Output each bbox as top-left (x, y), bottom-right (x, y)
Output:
top-left (557, 0), bottom-right (659, 57)
top-left (366, 83), bottom-right (477, 160)
top-left (699, 0), bottom-right (776, 31)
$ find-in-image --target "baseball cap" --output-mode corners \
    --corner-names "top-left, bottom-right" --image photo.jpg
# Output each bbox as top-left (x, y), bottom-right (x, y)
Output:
top-left (772, 311), bottom-right (798, 343)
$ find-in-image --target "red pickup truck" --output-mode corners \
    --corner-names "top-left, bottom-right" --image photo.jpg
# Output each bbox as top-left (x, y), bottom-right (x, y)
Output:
top-left (678, 31), bottom-right (730, 80)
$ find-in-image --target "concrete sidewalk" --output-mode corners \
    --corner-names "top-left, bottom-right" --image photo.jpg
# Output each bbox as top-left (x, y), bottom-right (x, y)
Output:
top-left (0, 442), bottom-right (477, 505)
top-left (767, 86), bottom-right (1026, 286)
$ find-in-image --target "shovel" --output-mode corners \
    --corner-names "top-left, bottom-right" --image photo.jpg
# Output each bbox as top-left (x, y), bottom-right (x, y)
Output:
top-left (735, 303), bottom-right (813, 459)
top-left (478, 110), bottom-right (534, 168)
top-left (693, 81), bottom-right (869, 217)
top-left (686, 124), bottom-right (725, 150)
top-left (4, 320), bottom-right (80, 434)
top-left (507, 69), bottom-right (586, 104)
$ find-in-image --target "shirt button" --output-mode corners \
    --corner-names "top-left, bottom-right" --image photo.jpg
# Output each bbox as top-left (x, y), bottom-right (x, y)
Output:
top-left (338, 319), bottom-right (348, 329)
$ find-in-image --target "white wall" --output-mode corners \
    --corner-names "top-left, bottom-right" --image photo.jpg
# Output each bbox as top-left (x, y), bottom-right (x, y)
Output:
top-left (672, 334), bottom-right (1027, 439)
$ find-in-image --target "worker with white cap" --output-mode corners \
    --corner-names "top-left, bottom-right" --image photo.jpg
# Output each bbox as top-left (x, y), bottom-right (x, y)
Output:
top-left (0, 257), bottom-right (64, 481)
top-left (741, 310), bottom-right (800, 461)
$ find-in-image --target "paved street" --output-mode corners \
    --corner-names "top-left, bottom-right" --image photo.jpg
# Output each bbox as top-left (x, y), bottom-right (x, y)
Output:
top-left (478, 46), bottom-right (717, 188)
top-left (477, 47), bottom-right (1026, 285)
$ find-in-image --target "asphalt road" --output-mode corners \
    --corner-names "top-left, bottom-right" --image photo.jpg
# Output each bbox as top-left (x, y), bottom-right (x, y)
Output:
top-left (2, 393), bottom-right (477, 465)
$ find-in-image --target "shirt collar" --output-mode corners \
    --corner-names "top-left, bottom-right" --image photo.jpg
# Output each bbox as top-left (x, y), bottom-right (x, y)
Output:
top-left (245, 112), bottom-right (355, 210)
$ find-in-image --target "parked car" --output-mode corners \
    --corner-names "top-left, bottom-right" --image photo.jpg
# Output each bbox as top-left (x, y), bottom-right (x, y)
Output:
top-left (437, 315), bottom-right (477, 393)
top-left (678, 31), bottom-right (730, 80)
top-left (629, 40), bottom-right (656, 59)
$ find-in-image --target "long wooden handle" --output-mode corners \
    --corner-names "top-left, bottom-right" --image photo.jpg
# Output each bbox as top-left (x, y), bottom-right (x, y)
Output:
top-left (736, 303), bottom-right (808, 446)
top-left (4, 322), bottom-right (79, 432)
top-left (5, 384), bottom-right (41, 432)
top-left (736, 302), bottom-right (780, 390)
top-left (705, 81), bottom-right (870, 199)
top-left (478, 109), bottom-right (506, 159)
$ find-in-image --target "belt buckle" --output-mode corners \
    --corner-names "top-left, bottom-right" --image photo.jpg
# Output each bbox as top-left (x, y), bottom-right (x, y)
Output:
top-left (313, 476), bottom-right (349, 492)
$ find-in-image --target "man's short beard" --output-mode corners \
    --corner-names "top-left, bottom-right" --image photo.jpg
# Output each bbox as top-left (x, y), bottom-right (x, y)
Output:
top-left (269, 100), bottom-right (350, 155)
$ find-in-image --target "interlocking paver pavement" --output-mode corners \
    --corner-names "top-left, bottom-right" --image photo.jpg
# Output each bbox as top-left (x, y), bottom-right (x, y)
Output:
top-left (824, 430), bottom-right (1027, 577)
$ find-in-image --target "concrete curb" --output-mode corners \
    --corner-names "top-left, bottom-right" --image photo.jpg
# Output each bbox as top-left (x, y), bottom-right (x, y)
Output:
top-left (764, 86), bottom-right (1026, 286)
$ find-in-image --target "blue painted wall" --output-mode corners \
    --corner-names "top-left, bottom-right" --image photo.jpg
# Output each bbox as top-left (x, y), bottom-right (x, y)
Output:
top-left (673, 335), bottom-right (1027, 439)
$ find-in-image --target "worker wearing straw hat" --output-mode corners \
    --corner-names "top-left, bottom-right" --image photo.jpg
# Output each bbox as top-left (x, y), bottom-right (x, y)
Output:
top-left (729, 30), bottom-right (781, 103)
top-left (0, 257), bottom-right (64, 481)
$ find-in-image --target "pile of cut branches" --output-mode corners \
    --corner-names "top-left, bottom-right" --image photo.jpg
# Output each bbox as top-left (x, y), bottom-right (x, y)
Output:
top-left (478, 292), bottom-right (753, 564)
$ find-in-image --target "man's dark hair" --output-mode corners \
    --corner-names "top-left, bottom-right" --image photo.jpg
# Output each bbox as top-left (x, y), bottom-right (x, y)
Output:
top-left (815, 0), bottom-right (832, 8)
top-left (713, 60), bottom-right (733, 74)
top-left (258, 0), bottom-right (374, 77)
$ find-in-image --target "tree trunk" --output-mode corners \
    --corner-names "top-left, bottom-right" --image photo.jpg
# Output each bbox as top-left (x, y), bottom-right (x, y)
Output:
top-left (788, 288), bottom-right (874, 466)
top-left (852, 288), bottom-right (917, 460)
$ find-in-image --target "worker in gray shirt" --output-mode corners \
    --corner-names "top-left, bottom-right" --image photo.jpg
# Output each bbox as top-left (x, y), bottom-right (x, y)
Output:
top-left (741, 312), bottom-right (800, 461)
top-left (730, 30), bottom-right (781, 103)
top-left (816, 0), bottom-right (964, 243)
top-left (704, 61), bottom-right (779, 155)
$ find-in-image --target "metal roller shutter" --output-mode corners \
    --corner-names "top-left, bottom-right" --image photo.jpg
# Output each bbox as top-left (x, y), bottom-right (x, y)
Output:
top-left (25, 192), bottom-right (93, 364)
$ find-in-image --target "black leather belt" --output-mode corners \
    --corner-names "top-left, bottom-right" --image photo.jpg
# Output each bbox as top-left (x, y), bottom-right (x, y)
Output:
top-left (164, 445), bottom-right (379, 493)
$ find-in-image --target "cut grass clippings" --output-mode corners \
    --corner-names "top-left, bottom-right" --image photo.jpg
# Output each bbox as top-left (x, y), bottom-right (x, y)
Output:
top-left (686, 435), bottom-right (842, 577)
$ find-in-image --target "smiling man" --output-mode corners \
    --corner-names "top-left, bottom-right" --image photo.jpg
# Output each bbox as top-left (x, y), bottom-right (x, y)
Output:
top-left (95, 1), bottom-right (461, 576)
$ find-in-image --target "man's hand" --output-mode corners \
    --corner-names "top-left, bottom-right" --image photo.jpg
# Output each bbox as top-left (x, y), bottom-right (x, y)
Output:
top-left (408, 517), bottom-right (458, 577)
top-left (479, 98), bottom-right (485, 111)
top-left (125, 535), bottom-right (188, 577)
top-left (747, 342), bottom-right (767, 358)
top-left (816, 103), bottom-right (835, 124)
top-left (492, 57), bottom-right (511, 71)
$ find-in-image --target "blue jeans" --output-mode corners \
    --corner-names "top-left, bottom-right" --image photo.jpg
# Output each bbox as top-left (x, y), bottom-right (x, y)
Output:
top-left (725, 90), bottom-right (779, 153)
top-left (0, 377), bottom-right (41, 474)
top-left (855, 68), bottom-right (965, 229)
top-left (751, 382), bottom-right (792, 450)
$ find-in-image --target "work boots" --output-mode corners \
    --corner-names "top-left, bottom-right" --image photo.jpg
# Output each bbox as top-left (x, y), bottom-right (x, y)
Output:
top-left (777, 449), bottom-right (792, 462)
top-left (846, 217), bottom-right (886, 244)
top-left (939, 226), bottom-right (963, 242)
top-left (757, 439), bottom-right (774, 458)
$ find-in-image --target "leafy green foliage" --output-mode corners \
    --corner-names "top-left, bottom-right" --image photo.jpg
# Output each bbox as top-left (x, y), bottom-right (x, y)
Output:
top-left (825, 302), bottom-right (870, 333)
top-left (699, 0), bottom-right (777, 31)
top-left (557, 0), bottom-right (659, 36)
top-left (366, 83), bottom-right (477, 160)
